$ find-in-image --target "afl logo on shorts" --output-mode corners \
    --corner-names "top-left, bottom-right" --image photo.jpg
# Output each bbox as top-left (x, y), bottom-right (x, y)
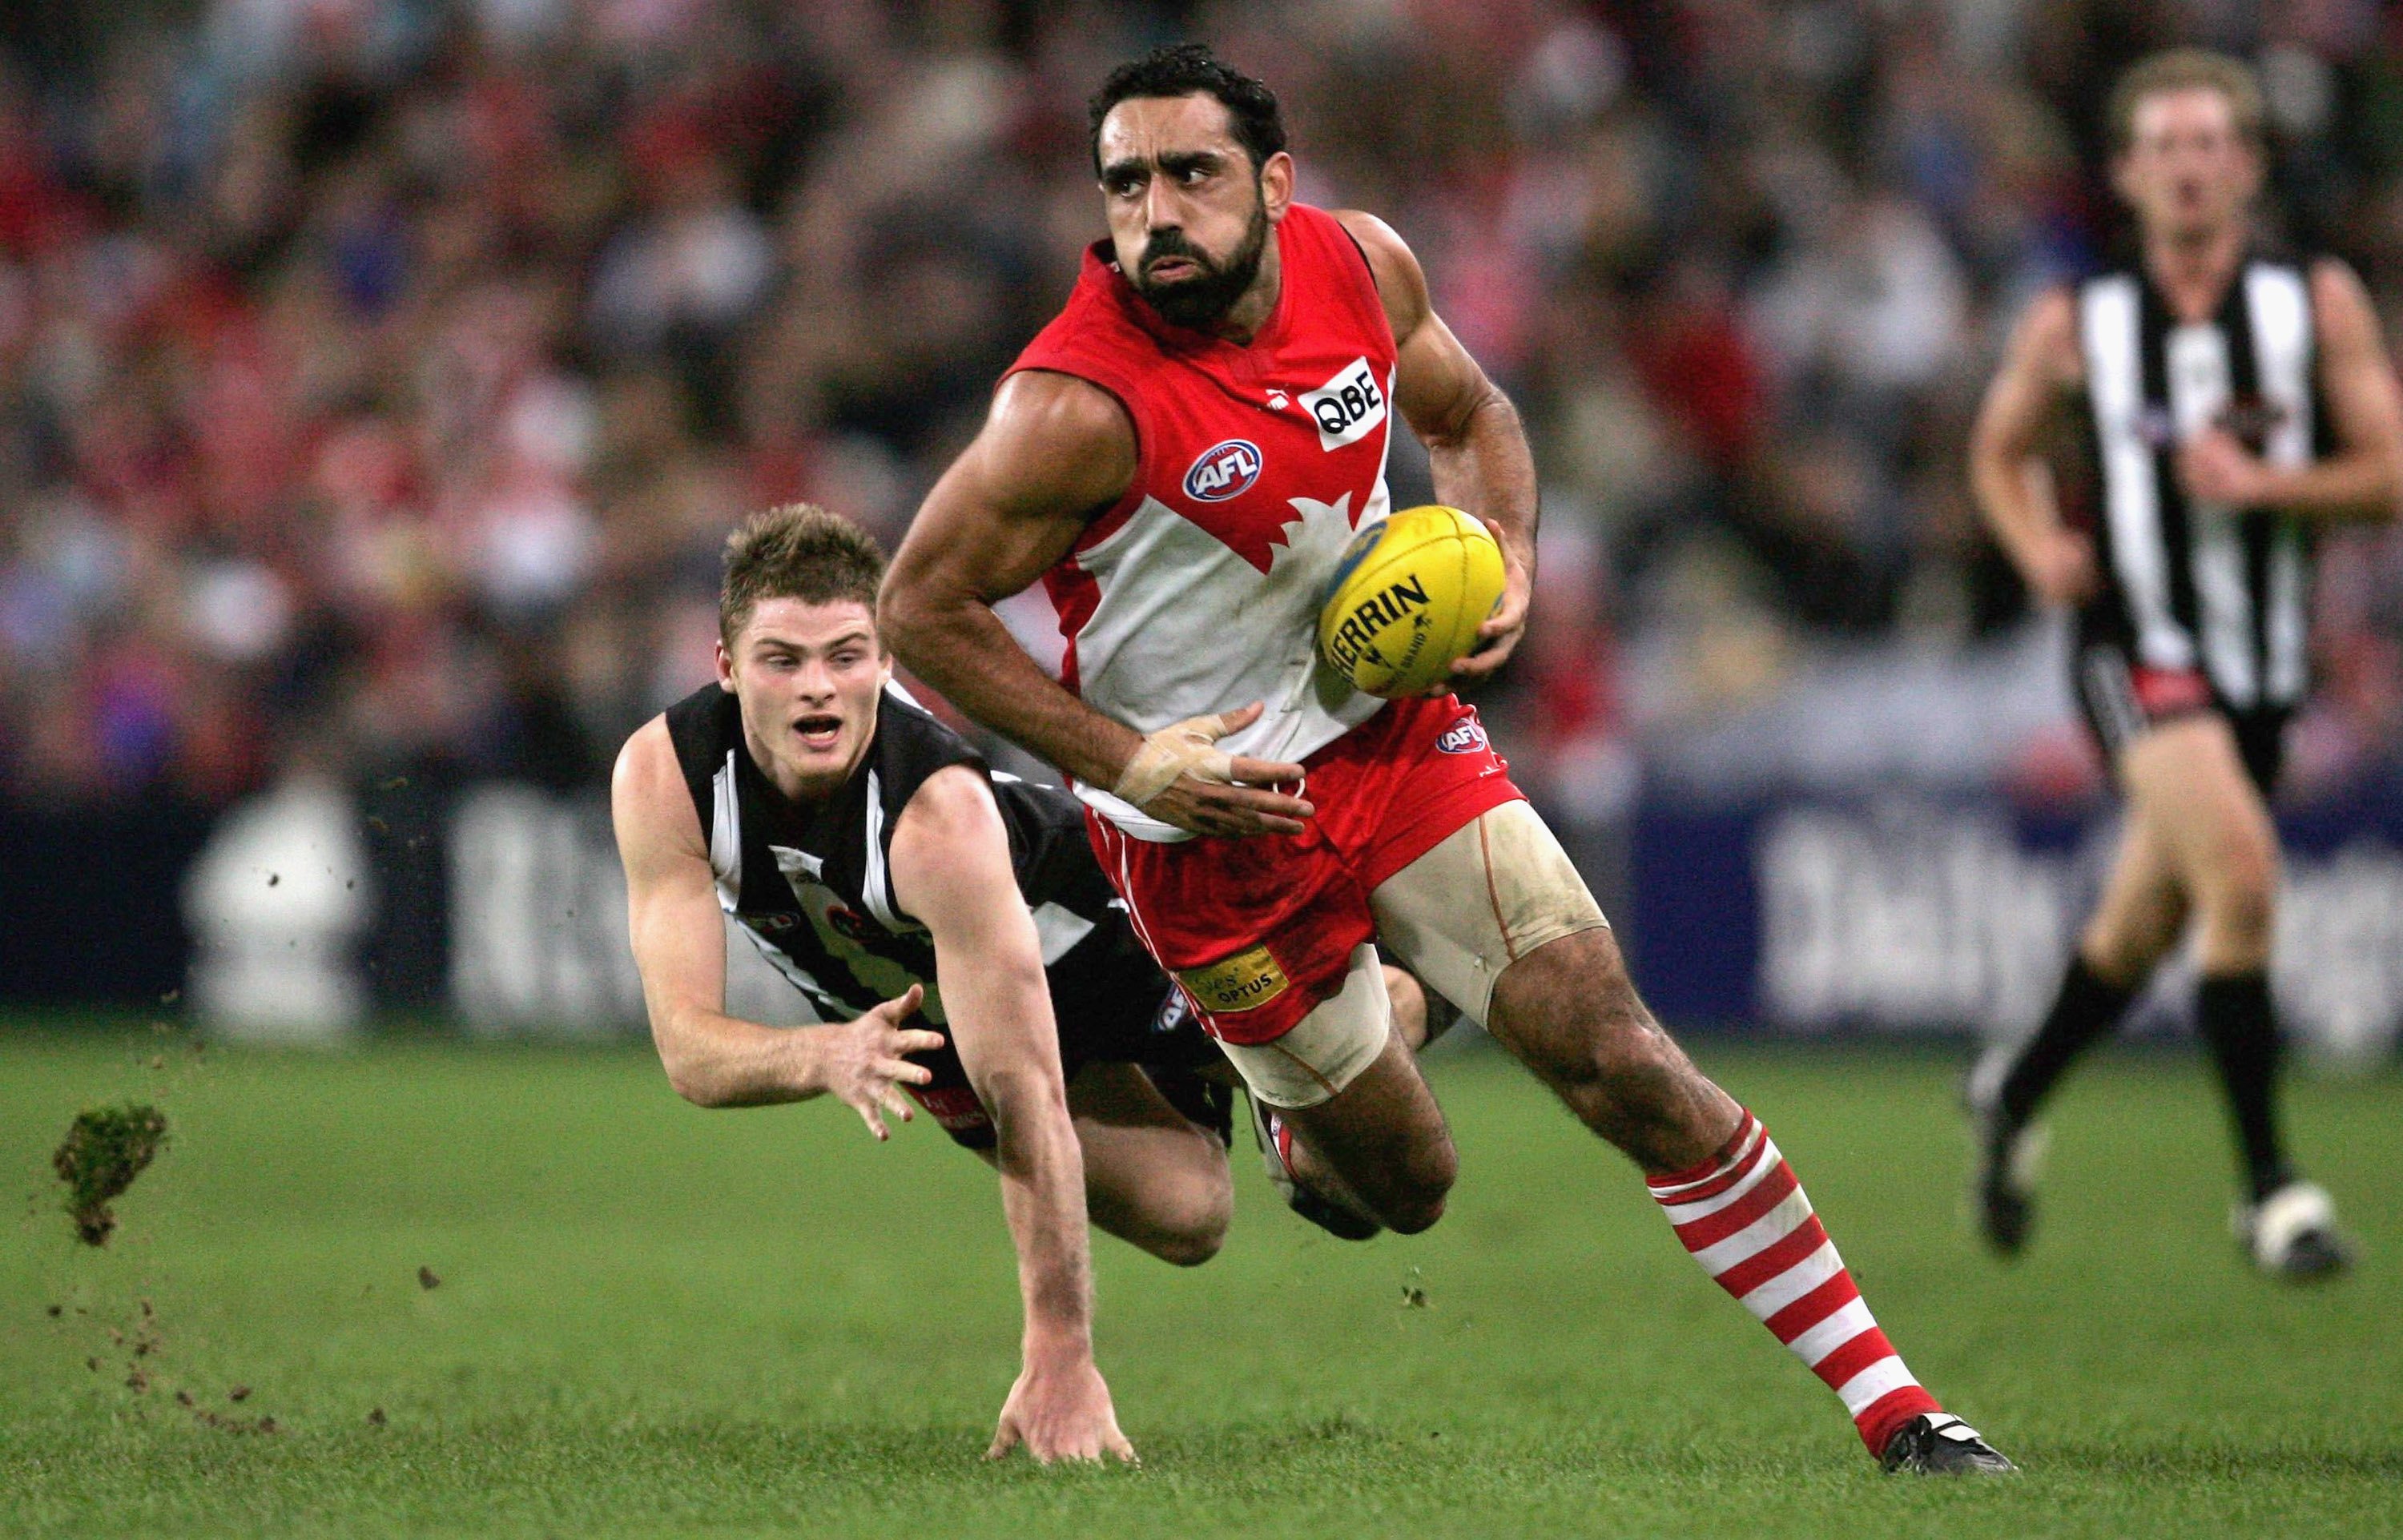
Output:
top-left (748, 912), bottom-right (797, 935)
top-left (1183, 439), bottom-right (1262, 502)
top-left (1436, 718), bottom-right (1488, 755)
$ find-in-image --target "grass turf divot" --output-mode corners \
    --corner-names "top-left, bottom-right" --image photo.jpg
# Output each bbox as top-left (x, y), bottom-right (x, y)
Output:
top-left (51, 1102), bottom-right (167, 1245)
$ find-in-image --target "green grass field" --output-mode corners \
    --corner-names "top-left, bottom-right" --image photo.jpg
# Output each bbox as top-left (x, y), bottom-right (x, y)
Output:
top-left (4, 1027), bottom-right (2398, 1538)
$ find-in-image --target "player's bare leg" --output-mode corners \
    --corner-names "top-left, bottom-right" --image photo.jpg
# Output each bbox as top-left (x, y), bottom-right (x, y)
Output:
top-left (1060, 1062), bottom-right (1233, 1268)
top-left (1971, 788), bottom-right (2186, 1253)
top-left (1371, 802), bottom-right (2006, 1469)
top-left (1243, 966), bottom-right (1446, 1239)
top-left (2123, 718), bottom-right (2277, 975)
top-left (1271, 1028), bottom-right (1456, 1234)
top-left (2125, 719), bottom-right (2344, 1272)
top-left (1483, 927), bottom-right (1740, 1171)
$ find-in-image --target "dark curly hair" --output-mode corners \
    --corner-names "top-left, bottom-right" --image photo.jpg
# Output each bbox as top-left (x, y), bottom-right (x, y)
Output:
top-left (1088, 43), bottom-right (1286, 177)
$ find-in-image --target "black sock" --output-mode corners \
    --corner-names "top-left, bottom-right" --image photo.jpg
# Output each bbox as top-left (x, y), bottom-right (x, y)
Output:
top-left (2196, 971), bottom-right (2292, 1203)
top-left (1998, 955), bottom-right (2135, 1128)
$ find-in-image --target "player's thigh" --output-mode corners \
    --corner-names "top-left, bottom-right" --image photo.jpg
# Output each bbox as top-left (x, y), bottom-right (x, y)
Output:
top-left (1069, 1064), bottom-right (1230, 1205)
top-left (1033, 1063), bottom-right (1230, 1263)
top-left (2079, 801), bottom-right (2190, 982)
top-left (2118, 717), bottom-right (2281, 906)
top-left (1368, 799), bottom-right (1608, 1027)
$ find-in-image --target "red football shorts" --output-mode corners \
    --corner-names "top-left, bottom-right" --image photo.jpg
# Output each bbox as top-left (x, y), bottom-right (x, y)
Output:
top-left (1086, 694), bottom-right (1524, 1046)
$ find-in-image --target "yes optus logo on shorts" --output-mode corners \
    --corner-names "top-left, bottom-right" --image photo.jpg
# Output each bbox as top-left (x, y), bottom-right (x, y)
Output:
top-left (1177, 944), bottom-right (1291, 1015)
top-left (1184, 439), bottom-right (1263, 502)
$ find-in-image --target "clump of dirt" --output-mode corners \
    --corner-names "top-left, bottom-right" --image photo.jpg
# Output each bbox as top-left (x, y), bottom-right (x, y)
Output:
top-left (417, 1265), bottom-right (441, 1290)
top-left (51, 1104), bottom-right (169, 1246)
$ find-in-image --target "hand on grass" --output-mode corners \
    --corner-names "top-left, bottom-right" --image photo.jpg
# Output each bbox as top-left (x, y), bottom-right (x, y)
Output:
top-left (986, 1355), bottom-right (1136, 1465)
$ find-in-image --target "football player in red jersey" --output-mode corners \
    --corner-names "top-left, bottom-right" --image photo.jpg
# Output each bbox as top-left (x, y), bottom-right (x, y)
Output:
top-left (883, 44), bottom-right (2008, 1472)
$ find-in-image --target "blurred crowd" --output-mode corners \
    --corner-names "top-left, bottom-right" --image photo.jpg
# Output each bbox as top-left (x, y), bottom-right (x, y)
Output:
top-left (6, 0), bottom-right (2403, 818)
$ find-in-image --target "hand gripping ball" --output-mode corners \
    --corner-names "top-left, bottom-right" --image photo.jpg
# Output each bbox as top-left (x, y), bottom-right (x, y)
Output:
top-left (1317, 506), bottom-right (1507, 698)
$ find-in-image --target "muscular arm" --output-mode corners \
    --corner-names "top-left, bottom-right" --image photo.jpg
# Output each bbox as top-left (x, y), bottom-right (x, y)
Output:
top-left (610, 718), bottom-right (938, 1128)
top-left (1968, 287), bottom-right (2097, 605)
top-left (1339, 210), bottom-right (1539, 684)
top-left (883, 373), bottom-right (1312, 837)
top-left (2176, 261), bottom-right (2403, 521)
top-left (888, 766), bottom-right (1130, 1463)
top-left (882, 375), bottom-right (1145, 790)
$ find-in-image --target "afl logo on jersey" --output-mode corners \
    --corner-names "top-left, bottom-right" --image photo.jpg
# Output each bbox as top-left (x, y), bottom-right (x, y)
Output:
top-left (1183, 439), bottom-right (1263, 502)
top-left (1436, 718), bottom-right (1489, 755)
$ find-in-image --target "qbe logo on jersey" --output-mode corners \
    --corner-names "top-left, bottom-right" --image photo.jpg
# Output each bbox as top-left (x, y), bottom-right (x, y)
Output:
top-left (1184, 439), bottom-right (1263, 502)
top-left (1301, 356), bottom-right (1389, 451)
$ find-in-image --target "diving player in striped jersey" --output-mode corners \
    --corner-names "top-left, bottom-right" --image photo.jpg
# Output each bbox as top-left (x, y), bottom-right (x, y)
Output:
top-left (1967, 50), bottom-right (2403, 1277)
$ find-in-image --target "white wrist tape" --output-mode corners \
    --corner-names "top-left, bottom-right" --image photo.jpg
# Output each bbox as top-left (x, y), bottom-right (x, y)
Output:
top-left (1111, 712), bottom-right (1240, 810)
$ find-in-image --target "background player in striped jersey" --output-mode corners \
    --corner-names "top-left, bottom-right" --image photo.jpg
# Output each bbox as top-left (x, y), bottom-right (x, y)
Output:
top-left (1967, 50), bottom-right (2403, 1277)
top-left (885, 43), bottom-right (2009, 1474)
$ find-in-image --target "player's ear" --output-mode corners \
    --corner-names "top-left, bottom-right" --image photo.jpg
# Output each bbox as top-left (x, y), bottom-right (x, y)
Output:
top-left (1259, 150), bottom-right (1295, 222)
top-left (714, 637), bottom-right (737, 691)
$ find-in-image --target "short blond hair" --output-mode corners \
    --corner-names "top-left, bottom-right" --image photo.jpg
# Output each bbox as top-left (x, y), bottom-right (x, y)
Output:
top-left (718, 503), bottom-right (887, 646)
top-left (2108, 49), bottom-right (2266, 155)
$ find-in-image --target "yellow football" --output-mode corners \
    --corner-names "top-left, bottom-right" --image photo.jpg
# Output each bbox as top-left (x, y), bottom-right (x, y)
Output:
top-left (1318, 505), bottom-right (1507, 698)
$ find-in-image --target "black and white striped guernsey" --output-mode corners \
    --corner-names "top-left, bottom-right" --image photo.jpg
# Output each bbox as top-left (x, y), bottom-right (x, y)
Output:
top-left (2075, 255), bottom-right (2326, 716)
top-left (662, 681), bottom-right (1145, 1028)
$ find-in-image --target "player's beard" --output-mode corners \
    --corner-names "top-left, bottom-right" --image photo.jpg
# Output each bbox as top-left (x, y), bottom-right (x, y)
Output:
top-left (1133, 197), bottom-right (1270, 332)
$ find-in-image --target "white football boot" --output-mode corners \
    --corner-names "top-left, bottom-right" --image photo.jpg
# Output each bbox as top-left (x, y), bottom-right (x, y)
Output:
top-left (2233, 1180), bottom-right (2353, 1281)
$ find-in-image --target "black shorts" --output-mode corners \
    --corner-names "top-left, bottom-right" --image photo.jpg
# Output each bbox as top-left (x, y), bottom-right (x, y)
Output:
top-left (2071, 626), bottom-right (2289, 796)
top-left (900, 919), bottom-right (1231, 1152)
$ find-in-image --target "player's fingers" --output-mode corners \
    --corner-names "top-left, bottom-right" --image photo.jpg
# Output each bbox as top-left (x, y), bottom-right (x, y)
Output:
top-left (1203, 806), bottom-right (1307, 837)
top-left (856, 1101), bottom-right (890, 1142)
top-left (1108, 1425), bottom-right (1138, 1464)
top-left (875, 1057), bottom-right (932, 1087)
top-left (879, 1084), bottom-right (915, 1124)
top-left (1210, 782), bottom-right (1313, 818)
top-left (869, 983), bottom-right (926, 1023)
top-left (894, 1028), bottom-right (946, 1055)
top-left (1448, 649), bottom-right (1507, 683)
top-left (985, 1420), bottom-right (1020, 1461)
top-left (1226, 755), bottom-right (1307, 786)
top-left (1216, 701), bottom-right (1265, 734)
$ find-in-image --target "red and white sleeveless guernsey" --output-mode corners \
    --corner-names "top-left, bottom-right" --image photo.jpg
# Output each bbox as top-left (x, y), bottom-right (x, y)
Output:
top-left (1004, 205), bottom-right (1526, 1047)
top-left (1008, 203), bottom-right (1401, 842)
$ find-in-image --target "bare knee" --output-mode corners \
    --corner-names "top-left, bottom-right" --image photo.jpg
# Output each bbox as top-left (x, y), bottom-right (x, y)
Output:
top-left (2197, 830), bottom-right (2280, 957)
top-left (1561, 1019), bottom-right (1698, 1127)
top-left (1491, 937), bottom-right (1734, 1168)
top-left (1379, 1133), bottom-right (1457, 1234)
top-left (1141, 1170), bottom-right (1232, 1267)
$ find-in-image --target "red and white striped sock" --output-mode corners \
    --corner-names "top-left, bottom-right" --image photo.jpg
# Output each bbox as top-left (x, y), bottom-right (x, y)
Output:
top-left (1646, 1109), bottom-right (1941, 1457)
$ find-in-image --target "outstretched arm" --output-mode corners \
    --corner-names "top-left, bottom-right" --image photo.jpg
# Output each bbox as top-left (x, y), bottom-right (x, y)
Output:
top-left (882, 371), bottom-right (1313, 837)
top-left (1968, 287), bottom-right (2099, 606)
top-left (1340, 210), bottom-right (1539, 687)
top-left (2176, 259), bottom-right (2403, 521)
top-left (889, 766), bottom-right (1133, 1465)
top-left (610, 717), bottom-right (943, 1134)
